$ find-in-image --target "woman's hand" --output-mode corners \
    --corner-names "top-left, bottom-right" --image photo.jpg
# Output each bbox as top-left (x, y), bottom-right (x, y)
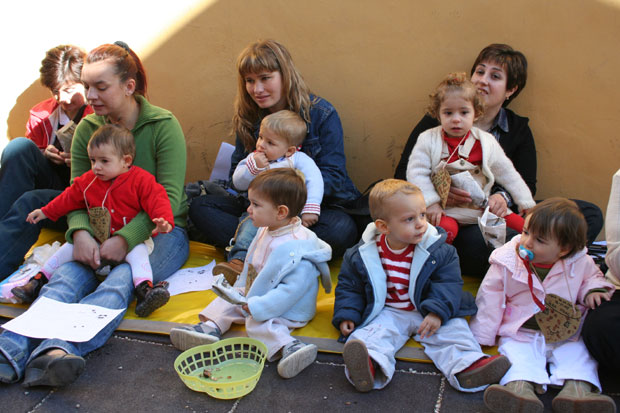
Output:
top-left (487, 193), bottom-right (508, 217)
top-left (340, 320), bottom-right (355, 337)
top-left (72, 230), bottom-right (101, 269)
top-left (99, 236), bottom-right (129, 265)
top-left (445, 186), bottom-right (472, 207)
top-left (44, 145), bottom-right (66, 165)
top-left (427, 203), bottom-right (445, 227)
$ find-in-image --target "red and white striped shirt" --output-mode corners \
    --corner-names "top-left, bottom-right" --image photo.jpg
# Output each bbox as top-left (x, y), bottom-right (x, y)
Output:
top-left (377, 234), bottom-right (415, 311)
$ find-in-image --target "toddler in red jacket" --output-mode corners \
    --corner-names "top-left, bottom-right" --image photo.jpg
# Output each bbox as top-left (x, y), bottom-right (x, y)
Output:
top-left (14, 124), bottom-right (174, 317)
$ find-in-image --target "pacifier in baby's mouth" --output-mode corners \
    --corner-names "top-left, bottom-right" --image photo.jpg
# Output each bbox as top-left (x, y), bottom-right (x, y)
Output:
top-left (518, 245), bottom-right (534, 261)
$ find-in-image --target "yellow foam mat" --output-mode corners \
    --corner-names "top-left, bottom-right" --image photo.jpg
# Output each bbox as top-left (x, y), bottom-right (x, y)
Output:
top-left (0, 229), bottom-right (496, 362)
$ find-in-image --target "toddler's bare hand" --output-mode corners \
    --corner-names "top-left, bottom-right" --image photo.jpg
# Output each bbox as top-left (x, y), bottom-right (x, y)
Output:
top-left (241, 304), bottom-right (251, 315)
top-left (427, 203), bottom-right (445, 227)
top-left (417, 313), bottom-right (441, 339)
top-left (301, 213), bottom-right (319, 227)
top-left (340, 320), bottom-right (355, 336)
top-left (487, 193), bottom-right (508, 217)
top-left (26, 209), bottom-right (47, 224)
top-left (152, 217), bottom-right (172, 235)
top-left (585, 291), bottom-right (612, 309)
top-left (253, 152), bottom-right (269, 169)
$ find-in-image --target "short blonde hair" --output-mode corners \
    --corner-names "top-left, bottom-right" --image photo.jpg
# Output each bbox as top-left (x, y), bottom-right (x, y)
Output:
top-left (260, 110), bottom-right (307, 147)
top-left (369, 179), bottom-right (423, 221)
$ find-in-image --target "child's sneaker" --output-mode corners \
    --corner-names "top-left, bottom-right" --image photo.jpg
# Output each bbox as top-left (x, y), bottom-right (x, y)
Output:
top-left (456, 354), bottom-right (511, 389)
top-left (277, 340), bottom-right (317, 379)
top-left (552, 379), bottom-right (616, 413)
top-left (11, 272), bottom-right (48, 304)
top-left (343, 339), bottom-right (375, 392)
top-left (134, 280), bottom-right (170, 317)
top-left (484, 380), bottom-right (543, 413)
top-left (169, 323), bottom-right (222, 351)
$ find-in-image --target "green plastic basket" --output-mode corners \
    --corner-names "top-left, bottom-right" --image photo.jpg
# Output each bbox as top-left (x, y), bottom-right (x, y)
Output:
top-left (174, 337), bottom-right (267, 399)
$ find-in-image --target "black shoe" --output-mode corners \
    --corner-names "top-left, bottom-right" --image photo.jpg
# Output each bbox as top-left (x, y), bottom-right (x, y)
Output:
top-left (11, 273), bottom-right (48, 304)
top-left (22, 353), bottom-right (85, 388)
top-left (134, 280), bottom-right (170, 317)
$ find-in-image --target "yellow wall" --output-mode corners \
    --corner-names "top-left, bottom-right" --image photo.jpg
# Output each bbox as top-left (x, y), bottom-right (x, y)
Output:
top-left (3, 0), bottom-right (620, 234)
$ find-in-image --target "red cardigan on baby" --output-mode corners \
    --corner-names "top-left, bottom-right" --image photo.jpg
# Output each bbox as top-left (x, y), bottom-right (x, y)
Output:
top-left (42, 166), bottom-right (174, 236)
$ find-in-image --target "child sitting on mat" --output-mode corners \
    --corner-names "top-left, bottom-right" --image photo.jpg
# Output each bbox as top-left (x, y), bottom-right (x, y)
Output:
top-left (332, 179), bottom-right (510, 392)
top-left (16, 124), bottom-right (173, 317)
top-left (170, 168), bottom-right (332, 379)
top-left (471, 198), bottom-right (616, 413)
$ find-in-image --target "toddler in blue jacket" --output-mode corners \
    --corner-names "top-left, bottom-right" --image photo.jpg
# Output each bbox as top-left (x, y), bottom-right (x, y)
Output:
top-left (171, 169), bottom-right (332, 379)
top-left (332, 179), bottom-right (509, 392)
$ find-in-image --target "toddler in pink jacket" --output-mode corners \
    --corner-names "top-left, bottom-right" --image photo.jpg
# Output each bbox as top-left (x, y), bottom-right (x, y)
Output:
top-left (470, 198), bottom-right (615, 413)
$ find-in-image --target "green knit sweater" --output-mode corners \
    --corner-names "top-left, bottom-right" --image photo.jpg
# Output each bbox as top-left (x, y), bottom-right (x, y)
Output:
top-left (67, 95), bottom-right (188, 251)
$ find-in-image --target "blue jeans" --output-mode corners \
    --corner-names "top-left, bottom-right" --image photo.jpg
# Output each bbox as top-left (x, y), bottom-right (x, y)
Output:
top-left (0, 138), bottom-right (68, 218)
top-left (189, 194), bottom-right (358, 258)
top-left (0, 138), bottom-right (69, 279)
top-left (0, 226), bottom-right (189, 382)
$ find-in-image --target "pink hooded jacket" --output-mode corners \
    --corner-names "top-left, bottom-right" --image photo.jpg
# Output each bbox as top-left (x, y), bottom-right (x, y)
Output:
top-left (470, 235), bottom-right (614, 346)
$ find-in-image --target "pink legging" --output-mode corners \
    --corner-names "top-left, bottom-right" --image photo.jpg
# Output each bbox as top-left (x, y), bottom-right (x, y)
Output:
top-left (439, 213), bottom-right (524, 244)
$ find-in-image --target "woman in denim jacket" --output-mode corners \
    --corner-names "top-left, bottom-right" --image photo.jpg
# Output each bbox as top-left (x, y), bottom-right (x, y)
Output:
top-left (190, 39), bottom-right (360, 277)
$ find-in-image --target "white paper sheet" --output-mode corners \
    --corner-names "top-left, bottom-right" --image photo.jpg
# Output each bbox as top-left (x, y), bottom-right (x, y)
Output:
top-left (2, 297), bottom-right (124, 342)
top-left (209, 142), bottom-right (235, 182)
top-left (164, 260), bottom-right (216, 296)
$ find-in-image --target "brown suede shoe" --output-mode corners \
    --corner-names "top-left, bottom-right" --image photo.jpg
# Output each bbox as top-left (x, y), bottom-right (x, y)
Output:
top-left (552, 379), bottom-right (616, 413)
top-left (213, 259), bottom-right (244, 285)
top-left (484, 380), bottom-right (544, 413)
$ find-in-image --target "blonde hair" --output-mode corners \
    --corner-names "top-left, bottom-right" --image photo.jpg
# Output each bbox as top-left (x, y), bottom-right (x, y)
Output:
top-left (260, 110), bottom-right (307, 147)
top-left (232, 39), bottom-right (315, 152)
top-left (369, 179), bottom-right (423, 221)
top-left (427, 72), bottom-right (484, 120)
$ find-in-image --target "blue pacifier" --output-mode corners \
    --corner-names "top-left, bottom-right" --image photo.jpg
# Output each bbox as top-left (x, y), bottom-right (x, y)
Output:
top-left (518, 245), bottom-right (534, 261)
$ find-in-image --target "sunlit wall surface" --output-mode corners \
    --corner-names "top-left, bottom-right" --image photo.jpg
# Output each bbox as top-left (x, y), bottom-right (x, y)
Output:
top-left (2, 0), bottom-right (619, 232)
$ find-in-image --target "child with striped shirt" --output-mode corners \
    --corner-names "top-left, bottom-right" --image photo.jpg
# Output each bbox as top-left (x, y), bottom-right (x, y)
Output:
top-left (332, 179), bottom-right (510, 392)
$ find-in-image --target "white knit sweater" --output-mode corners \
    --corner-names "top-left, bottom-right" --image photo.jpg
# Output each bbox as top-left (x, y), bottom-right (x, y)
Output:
top-left (406, 126), bottom-right (536, 212)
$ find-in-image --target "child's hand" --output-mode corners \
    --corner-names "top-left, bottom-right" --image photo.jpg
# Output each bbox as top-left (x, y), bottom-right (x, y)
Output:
top-left (340, 320), bottom-right (355, 336)
top-left (26, 209), bottom-right (47, 224)
top-left (301, 213), bottom-right (319, 227)
top-left (585, 291), bottom-right (612, 309)
top-left (241, 304), bottom-right (251, 315)
top-left (426, 203), bottom-right (445, 227)
top-left (253, 151), bottom-right (269, 169)
top-left (152, 218), bottom-right (172, 235)
top-left (418, 312), bottom-right (441, 339)
top-left (487, 193), bottom-right (508, 217)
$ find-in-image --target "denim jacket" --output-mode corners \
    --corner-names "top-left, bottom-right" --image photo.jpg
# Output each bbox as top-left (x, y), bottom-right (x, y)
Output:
top-left (229, 95), bottom-right (361, 206)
